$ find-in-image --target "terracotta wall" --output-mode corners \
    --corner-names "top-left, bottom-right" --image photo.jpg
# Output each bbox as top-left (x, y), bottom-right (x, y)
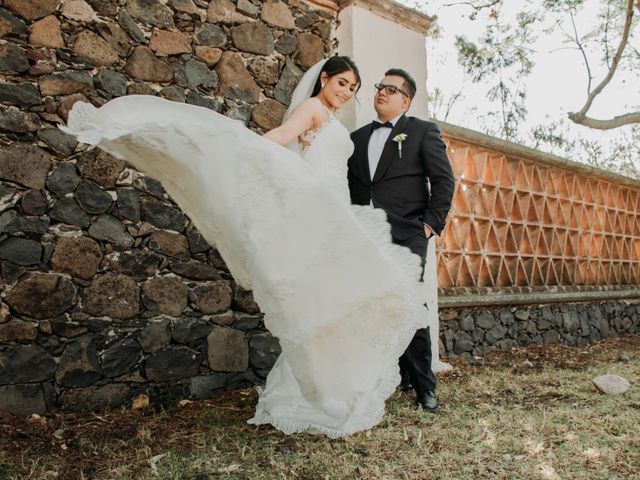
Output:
top-left (436, 125), bottom-right (640, 297)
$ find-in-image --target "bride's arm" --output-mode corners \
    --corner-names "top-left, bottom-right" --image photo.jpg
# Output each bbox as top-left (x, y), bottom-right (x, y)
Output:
top-left (263, 99), bottom-right (318, 146)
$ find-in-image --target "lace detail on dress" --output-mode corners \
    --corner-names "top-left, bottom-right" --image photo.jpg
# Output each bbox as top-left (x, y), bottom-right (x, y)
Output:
top-left (297, 103), bottom-right (335, 154)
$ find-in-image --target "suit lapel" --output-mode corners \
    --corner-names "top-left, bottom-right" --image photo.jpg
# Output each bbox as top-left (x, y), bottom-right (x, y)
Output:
top-left (359, 125), bottom-right (374, 185)
top-left (372, 115), bottom-right (409, 183)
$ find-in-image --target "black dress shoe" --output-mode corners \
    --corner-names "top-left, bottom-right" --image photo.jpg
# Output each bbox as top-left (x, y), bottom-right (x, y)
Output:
top-left (416, 390), bottom-right (438, 411)
top-left (400, 382), bottom-right (413, 392)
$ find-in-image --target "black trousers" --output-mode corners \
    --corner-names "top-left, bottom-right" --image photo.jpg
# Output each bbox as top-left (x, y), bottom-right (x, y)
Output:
top-left (394, 233), bottom-right (437, 394)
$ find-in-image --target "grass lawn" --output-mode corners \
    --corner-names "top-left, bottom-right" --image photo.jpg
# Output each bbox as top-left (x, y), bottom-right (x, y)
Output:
top-left (1, 336), bottom-right (639, 480)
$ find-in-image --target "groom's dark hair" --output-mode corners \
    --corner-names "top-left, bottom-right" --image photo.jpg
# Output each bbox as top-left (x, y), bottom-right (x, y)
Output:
top-left (385, 68), bottom-right (416, 100)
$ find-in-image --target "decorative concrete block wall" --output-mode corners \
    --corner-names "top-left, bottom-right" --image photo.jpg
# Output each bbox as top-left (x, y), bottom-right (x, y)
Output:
top-left (0, 0), bottom-right (333, 416)
top-left (436, 123), bottom-right (640, 297)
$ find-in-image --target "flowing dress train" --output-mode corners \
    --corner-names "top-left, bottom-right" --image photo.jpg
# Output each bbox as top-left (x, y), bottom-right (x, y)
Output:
top-left (62, 95), bottom-right (426, 438)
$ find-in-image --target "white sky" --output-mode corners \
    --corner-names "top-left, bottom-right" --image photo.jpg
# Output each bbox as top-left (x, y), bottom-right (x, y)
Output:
top-left (403, 0), bottom-right (639, 168)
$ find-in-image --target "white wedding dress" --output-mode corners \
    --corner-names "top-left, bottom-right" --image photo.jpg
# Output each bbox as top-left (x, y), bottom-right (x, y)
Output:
top-left (62, 82), bottom-right (426, 438)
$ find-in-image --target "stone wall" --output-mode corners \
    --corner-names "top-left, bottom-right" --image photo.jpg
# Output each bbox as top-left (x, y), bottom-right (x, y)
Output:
top-left (439, 301), bottom-right (640, 358)
top-left (0, 0), bottom-right (334, 416)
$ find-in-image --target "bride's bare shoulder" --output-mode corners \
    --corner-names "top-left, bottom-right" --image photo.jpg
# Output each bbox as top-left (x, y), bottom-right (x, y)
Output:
top-left (292, 97), bottom-right (323, 114)
top-left (302, 98), bottom-right (331, 121)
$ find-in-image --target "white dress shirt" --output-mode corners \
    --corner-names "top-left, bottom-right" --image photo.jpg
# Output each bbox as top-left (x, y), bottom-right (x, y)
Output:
top-left (365, 115), bottom-right (433, 237)
top-left (367, 114), bottom-right (402, 181)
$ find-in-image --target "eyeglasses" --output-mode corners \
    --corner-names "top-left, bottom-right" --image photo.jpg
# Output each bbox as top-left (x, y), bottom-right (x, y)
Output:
top-left (374, 83), bottom-right (409, 97)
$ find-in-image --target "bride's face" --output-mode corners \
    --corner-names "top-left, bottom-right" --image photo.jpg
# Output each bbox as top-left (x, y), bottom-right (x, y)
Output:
top-left (320, 70), bottom-right (358, 110)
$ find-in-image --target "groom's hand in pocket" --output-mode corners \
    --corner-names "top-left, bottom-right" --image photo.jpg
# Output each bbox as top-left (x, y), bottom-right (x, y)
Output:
top-left (423, 223), bottom-right (434, 239)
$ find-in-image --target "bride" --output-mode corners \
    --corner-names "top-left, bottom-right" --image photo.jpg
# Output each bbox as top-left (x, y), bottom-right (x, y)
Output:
top-left (62, 56), bottom-right (426, 438)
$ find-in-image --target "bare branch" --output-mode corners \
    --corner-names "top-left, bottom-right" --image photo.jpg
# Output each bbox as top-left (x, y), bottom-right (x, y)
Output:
top-left (569, 0), bottom-right (635, 126)
top-left (604, 0), bottom-right (613, 68)
top-left (443, 74), bottom-right (469, 121)
top-left (444, 90), bottom-right (464, 121)
top-left (492, 13), bottom-right (510, 139)
top-left (568, 111), bottom-right (640, 129)
top-left (547, 46), bottom-right (582, 53)
top-left (570, 10), bottom-right (593, 96)
top-left (442, 0), bottom-right (501, 11)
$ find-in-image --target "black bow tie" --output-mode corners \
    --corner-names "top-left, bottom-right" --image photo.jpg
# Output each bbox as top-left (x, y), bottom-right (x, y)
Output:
top-left (372, 121), bottom-right (393, 130)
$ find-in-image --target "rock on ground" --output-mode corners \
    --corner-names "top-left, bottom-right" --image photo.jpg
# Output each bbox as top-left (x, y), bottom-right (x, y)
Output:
top-left (592, 374), bottom-right (631, 394)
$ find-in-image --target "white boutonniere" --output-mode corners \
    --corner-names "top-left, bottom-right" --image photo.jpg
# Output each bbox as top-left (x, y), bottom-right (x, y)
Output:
top-left (393, 133), bottom-right (407, 158)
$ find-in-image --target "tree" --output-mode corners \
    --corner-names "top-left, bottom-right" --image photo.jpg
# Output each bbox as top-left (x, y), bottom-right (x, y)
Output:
top-left (563, 0), bottom-right (639, 129)
top-left (402, 0), bottom-right (640, 177)
top-left (453, 8), bottom-right (537, 140)
top-left (407, 0), bottom-right (640, 131)
top-left (530, 118), bottom-right (640, 177)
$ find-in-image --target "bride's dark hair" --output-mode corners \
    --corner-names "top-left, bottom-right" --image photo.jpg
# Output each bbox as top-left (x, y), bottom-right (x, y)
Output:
top-left (311, 55), bottom-right (361, 97)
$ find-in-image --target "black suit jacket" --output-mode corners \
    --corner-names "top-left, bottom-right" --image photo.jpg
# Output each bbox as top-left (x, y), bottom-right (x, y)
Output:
top-left (348, 115), bottom-right (455, 241)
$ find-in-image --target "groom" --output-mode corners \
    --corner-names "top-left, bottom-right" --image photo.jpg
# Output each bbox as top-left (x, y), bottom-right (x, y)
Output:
top-left (347, 69), bottom-right (455, 411)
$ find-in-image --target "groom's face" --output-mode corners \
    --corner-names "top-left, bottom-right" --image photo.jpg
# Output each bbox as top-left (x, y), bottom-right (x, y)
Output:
top-left (374, 75), bottom-right (411, 121)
